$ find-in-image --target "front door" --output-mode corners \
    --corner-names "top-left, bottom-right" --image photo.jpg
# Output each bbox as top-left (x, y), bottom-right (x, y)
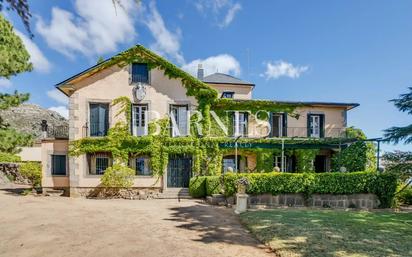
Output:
top-left (167, 154), bottom-right (192, 188)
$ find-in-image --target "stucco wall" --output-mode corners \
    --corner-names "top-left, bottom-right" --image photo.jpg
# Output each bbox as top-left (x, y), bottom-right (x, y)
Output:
top-left (207, 83), bottom-right (253, 99)
top-left (287, 106), bottom-right (346, 137)
top-left (18, 147), bottom-right (42, 162)
top-left (41, 139), bottom-right (70, 188)
top-left (68, 65), bottom-right (194, 190)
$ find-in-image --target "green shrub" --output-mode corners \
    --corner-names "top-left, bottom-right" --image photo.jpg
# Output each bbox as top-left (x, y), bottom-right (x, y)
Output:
top-left (19, 162), bottom-right (41, 187)
top-left (100, 164), bottom-right (135, 188)
top-left (189, 176), bottom-right (206, 198)
top-left (397, 185), bottom-right (412, 205)
top-left (198, 172), bottom-right (398, 208)
top-left (206, 176), bottom-right (221, 195)
top-left (0, 152), bottom-right (21, 163)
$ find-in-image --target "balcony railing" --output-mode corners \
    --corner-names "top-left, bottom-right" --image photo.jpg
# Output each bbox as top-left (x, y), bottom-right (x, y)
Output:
top-left (284, 127), bottom-right (347, 138)
top-left (83, 122), bottom-right (109, 137)
top-left (131, 74), bottom-right (149, 84)
top-left (45, 125), bottom-right (69, 139)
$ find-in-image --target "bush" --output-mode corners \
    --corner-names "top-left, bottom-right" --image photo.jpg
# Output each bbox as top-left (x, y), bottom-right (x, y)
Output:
top-left (190, 172), bottom-right (398, 208)
top-left (19, 162), bottom-right (41, 187)
top-left (100, 164), bottom-right (135, 188)
top-left (0, 152), bottom-right (21, 163)
top-left (189, 176), bottom-right (206, 198)
top-left (206, 176), bottom-right (221, 195)
top-left (397, 185), bottom-right (412, 205)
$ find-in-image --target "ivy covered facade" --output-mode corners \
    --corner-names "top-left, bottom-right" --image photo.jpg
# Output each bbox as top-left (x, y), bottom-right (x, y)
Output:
top-left (41, 45), bottom-right (368, 196)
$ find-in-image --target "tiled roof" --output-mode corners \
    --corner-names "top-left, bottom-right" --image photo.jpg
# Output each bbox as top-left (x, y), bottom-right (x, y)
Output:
top-left (202, 73), bottom-right (254, 86)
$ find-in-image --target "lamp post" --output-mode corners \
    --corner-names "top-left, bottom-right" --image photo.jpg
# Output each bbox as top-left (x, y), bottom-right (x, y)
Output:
top-left (234, 135), bottom-right (241, 172)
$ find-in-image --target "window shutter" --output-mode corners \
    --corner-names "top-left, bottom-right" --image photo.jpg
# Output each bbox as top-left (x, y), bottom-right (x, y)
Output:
top-left (307, 114), bottom-right (312, 137)
top-left (319, 114), bottom-right (325, 138)
top-left (128, 64), bottom-right (132, 84)
top-left (244, 112), bottom-right (249, 137)
top-left (282, 113), bottom-right (287, 137)
top-left (268, 112), bottom-right (273, 137)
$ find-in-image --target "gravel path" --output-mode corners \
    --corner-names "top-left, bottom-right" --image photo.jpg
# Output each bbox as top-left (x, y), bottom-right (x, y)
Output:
top-left (0, 190), bottom-right (273, 257)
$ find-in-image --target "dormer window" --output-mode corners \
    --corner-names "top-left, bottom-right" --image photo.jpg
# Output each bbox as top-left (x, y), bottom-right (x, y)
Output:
top-left (221, 91), bottom-right (234, 99)
top-left (131, 63), bottom-right (149, 84)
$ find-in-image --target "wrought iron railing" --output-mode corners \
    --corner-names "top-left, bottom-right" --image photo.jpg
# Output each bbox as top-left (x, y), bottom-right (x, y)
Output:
top-left (82, 122), bottom-right (109, 137)
top-left (131, 74), bottom-right (149, 84)
top-left (46, 125), bottom-right (69, 139)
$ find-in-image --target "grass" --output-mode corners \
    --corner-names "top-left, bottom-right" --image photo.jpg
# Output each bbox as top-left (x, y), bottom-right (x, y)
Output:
top-left (240, 209), bottom-right (412, 257)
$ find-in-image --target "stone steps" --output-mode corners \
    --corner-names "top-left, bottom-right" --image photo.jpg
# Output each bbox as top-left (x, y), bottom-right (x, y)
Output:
top-left (43, 189), bottom-right (65, 197)
top-left (157, 188), bottom-right (191, 199)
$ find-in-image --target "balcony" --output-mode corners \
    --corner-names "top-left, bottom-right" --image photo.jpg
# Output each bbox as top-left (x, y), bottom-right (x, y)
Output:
top-left (43, 125), bottom-right (69, 139)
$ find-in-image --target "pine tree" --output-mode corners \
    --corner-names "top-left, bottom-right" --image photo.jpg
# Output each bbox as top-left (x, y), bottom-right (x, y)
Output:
top-left (384, 87), bottom-right (412, 144)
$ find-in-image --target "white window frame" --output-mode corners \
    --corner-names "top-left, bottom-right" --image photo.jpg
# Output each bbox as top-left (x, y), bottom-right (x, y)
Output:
top-left (170, 105), bottom-right (189, 137)
top-left (132, 104), bottom-right (148, 136)
top-left (233, 112), bottom-right (248, 137)
top-left (271, 113), bottom-right (283, 137)
top-left (310, 115), bottom-right (321, 138)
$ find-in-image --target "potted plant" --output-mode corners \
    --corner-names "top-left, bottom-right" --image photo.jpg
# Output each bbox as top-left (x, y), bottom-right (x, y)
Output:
top-left (236, 177), bottom-right (249, 194)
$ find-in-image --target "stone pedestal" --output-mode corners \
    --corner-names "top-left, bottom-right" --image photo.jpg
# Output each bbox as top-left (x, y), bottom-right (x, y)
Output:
top-left (235, 193), bottom-right (249, 214)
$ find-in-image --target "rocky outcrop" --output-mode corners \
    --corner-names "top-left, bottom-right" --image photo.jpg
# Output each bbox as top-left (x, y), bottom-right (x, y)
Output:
top-left (0, 104), bottom-right (68, 140)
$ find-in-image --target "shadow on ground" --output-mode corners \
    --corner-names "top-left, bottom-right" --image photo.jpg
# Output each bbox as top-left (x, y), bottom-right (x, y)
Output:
top-left (166, 201), bottom-right (267, 248)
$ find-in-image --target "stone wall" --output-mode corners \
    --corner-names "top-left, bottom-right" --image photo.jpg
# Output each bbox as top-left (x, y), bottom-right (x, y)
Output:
top-left (69, 187), bottom-right (161, 199)
top-left (0, 163), bottom-right (29, 185)
top-left (248, 193), bottom-right (380, 209)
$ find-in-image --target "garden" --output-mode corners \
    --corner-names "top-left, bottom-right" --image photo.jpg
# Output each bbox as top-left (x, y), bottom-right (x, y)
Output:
top-left (240, 209), bottom-right (412, 257)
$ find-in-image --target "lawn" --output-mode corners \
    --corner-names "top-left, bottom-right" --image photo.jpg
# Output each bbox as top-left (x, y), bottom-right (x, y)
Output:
top-left (240, 209), bottom-right (412, 257)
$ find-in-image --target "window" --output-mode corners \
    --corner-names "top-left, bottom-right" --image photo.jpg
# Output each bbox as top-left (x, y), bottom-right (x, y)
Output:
top-left (232, 112), bottom-right (248, 137)
top-left (170, 105), bottom-right (189, 137)
top-left (307, 114), bottom-right (325, 138)
top-left (221, 91), bottom-right (234, 99)
top-left (274, 155), bottom-right (296, 172)
top-left (131, 63), bottom-right (149, 84)
top-left (88, 153), bottom-right (112, 175)
top-left (271, 113), bottom-right (287, 137)
top-left (130, 156), bottom-right (151, 176)
top-left (132, 104), bottom-right (148, 136)
top-left (89, 103), bottom-right (109, 137)
top-left (51, 155), bottom-right (66, 175)
top-left (222, 155), bottom-right (237, 173)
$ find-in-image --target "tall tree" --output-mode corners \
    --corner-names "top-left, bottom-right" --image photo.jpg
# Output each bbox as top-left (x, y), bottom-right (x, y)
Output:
top-left (0, 14), bottom-right (32, 78)
top-left (384, 87), bottom-right (412, 144)
top-left (0, 3), bottom-right (32, 153)
top-left (0, 0), bottom-right (32, 37)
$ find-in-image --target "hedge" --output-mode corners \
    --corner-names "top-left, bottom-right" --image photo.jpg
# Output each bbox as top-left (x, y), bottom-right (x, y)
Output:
top-left (189, 172), bottom-right (398, 208)
top-left (188, 176), bottom-right (206, 198)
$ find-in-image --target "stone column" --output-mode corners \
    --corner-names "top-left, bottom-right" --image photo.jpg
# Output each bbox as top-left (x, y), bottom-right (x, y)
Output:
top-left (235, 193), bottom-right (249, 214)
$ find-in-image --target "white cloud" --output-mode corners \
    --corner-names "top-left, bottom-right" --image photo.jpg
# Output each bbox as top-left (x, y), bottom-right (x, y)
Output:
top-left (182, 54), bottom-right (241, 77)
top-left (262, 60), bottom-right (308, 80)
top-left (48, 106), bottom-right (69, 119)
top-left (36, 0), bottom-right (137, 58)
top-left (47, 89), bottom-right (68, 105)
top-left (0, 78), bottom-right (12, 88)
top-left (15, 30), bottom-right (51, 73)
top-left (195, 0), bottom-right (242, 28)
top-left (144, 1), bottom-right (185, 64)
top-left (220, 2), bottom-right (241, 28)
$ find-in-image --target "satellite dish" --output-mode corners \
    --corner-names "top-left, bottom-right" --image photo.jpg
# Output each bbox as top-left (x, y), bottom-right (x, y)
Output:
top-left (133, 82), bottom-right (146, 102)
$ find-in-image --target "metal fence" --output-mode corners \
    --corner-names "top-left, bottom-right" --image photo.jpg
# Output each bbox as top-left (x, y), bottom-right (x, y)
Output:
top-left (46, 125), bottom-right (69, 139)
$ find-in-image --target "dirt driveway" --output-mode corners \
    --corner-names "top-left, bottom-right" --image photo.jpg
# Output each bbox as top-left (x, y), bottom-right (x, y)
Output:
top-left (0, 190), bottom-right (273, 257)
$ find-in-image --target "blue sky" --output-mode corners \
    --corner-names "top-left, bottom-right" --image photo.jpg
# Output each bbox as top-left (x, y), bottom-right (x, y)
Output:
top-left (1, 0), bottom-right (411, 152)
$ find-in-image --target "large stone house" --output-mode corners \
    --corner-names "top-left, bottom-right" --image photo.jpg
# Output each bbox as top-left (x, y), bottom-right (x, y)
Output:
top-left (41, 45), bottom-right (359, 197)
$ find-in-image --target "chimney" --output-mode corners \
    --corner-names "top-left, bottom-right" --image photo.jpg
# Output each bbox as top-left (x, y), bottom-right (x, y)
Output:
top-left (197, 63), bottom-right (204, 80)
